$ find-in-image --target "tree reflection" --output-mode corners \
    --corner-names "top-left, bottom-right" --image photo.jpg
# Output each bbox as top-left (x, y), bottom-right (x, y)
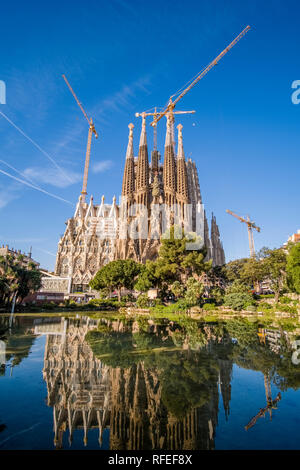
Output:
top-left (39, 315), bottom-right (300, 449)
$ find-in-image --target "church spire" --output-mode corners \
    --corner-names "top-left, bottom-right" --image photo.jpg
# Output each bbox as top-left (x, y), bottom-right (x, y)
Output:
top-left (177, 123), bottom-right (185, 159)
top-left (169, 113), bottom-right (176, 153)
top-left (165, 114), bottom-right (172, 147)
top-left (136, 113), bottom-right (149, 207)
top-left (139, 112), bottom-right (147, 147)
top-left (122, 123), bottom-right (135, 199)
top-left (176, 124), bottom-right (189, 206)
top-left (210, 213), bottom-right (226, 266)
top-left (163, 115), bottom-right (176, 206)
top-left (126, 122), bottom-right (134, 159)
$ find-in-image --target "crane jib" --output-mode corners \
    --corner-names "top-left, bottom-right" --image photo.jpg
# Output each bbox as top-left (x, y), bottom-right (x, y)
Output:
top-left (151, 25), bottom-right (251, 125)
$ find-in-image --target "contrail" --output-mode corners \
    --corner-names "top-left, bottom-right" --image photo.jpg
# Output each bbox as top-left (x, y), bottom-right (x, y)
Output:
top-left (0, 158), bottom-right (37, 186)
top-left (0, 168), bottom-right (74, 206)
top-left (0, 110), bottom-right (73, 183)
top-left (0, 423), bottom-right (40, 447)
top-left (36, 247), bottom-right (56, 257)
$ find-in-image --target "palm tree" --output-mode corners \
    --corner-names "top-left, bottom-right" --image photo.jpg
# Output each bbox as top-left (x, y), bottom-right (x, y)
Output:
top-left (0, 255), bottom-right (19, 309)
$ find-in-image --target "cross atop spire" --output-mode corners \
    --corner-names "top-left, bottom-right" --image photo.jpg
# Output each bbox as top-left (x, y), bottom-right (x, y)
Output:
top-left (126, 123), bottom-right (134, 159)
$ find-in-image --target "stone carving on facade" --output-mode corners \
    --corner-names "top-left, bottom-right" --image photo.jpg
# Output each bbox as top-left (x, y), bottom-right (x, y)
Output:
top-left (40, 277), bottom-right (71, 294)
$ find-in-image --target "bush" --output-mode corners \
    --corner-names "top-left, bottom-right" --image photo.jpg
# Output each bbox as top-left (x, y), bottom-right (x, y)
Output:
top-left (41, 302), bottom-right (57, 310)
top-left (64, 299), bottom-right (77, 308)
top-left (175, 299), bottom-right (190, 311)
top-left (24, 303), bottom-right (40, 312)
top-left (97, 288), bottom-right (110, 299)
top-left (258, 307), bottom-right (275, 316)
top-left (89, 298), bottom-right (121, 309)
top-left (224, 293), bottom-right (255, 311)
top-left (209, 287), bottom-right (225, 305)
top-left (258, 302), bottom-right (273, 310)
top-left (184, 278), bottom-right (204, 306)
top-left (274, 304), bottom-right (298, 315)
top-left (244, 305), bottom-right (257, 313)
top-left (279, 296), bottom-right (293, 305)
top-left (202, 303), bottom-right (216, 311)
top-left (136, 293), bottom-right (150, 309)
top-left (151, 299), bottom-right (190, 314)
top-left (226, 280), bottom-right (250, 295)
top-left (259, 294), bottom-right (275, 299)
top-left (121, 294), bottom-right (136, 303)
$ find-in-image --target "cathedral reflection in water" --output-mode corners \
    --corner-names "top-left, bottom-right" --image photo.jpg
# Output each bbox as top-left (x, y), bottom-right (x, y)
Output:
top-left (38, 316), bottom-right (233, 450)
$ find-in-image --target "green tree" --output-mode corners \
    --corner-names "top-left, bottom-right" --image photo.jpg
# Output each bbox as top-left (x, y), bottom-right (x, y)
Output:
top-left (0, 255), bottom-right (41, 309)
top-left (90, 259), bottom-right (141, 301)
top-left (261, 248), bottom-right (287, 302)
top-left (134, 260), bottom-right (158, 292)
top-left (209, 286), bottom-right (225, 304)
top-left (184, 277), bottom-right (204, 306)
top-left (136, 293), bottom-right (150, 308)
top-left (224, 292), bottom-right (255, 311)
top-left (15, 264), bottom-right (42, 302)
top-left (224, 258), bottom-right (249, 282)
top-left (225, 279), bottom-right (250, 294)
top-left (170, 281), bottom-right (185, 299)
top-left (286, 243), bottom-right (300, 294)
top-left (155, 226), bottom-right (210, 286)
top-left (239, 257), bottom-right (267, 291)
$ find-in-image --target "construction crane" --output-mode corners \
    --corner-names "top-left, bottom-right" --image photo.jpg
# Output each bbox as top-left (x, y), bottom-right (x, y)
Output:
top-left (150, 25), bottom-right (250, 127)
top-left (62, 74), bottom-right (98, 203)
top-left (226, 209), bottom-right (261, 258)
top-left (135, 108), bottom-right (195, 150)
top-left (245, 372), bottom-right (281, 431)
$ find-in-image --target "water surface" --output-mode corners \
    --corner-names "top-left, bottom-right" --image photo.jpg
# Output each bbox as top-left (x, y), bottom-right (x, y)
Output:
top-left (0, 314), bottom-right (300, 450)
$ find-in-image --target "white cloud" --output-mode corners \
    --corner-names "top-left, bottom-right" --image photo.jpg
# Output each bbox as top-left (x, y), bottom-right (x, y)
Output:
top-left (94, 75), bottom-right (152, 119)
top-left (23, 166), bottom-right (81, 188)
top-left (0, 182), bottom-right (22, 209)
top-left (92, 160), bottom-right (113, 174)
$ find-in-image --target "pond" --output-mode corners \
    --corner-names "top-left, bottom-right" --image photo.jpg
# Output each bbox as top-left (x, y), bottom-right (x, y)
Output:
top-left (0, 313), bottom-right (300, 450)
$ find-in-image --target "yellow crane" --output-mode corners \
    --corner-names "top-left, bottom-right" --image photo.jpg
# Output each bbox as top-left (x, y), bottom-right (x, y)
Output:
top-left (135, 108), bottom-right (195, 150)
top-left (226, 209), bottom-right (261, 258)
top-left (245, 371), bottom-right (281, 431)
top-left (150, 25), bottom-right (251, 127)
top-left (62, 74), bottom-right (98, 203)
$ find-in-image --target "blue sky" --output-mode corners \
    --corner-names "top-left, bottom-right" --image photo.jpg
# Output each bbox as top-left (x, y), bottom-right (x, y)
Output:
top-left (0, 0), bottom-right (299, 270)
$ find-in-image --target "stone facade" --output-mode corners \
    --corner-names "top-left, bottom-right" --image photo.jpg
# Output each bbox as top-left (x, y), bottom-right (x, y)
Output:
top-left (55, 117), bottom-right (225, 292)
top-left (0, 244), bottom-right (40, 269)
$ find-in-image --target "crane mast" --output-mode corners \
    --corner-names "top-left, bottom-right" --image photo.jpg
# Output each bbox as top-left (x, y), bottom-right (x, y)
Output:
top-left (226, 209), bottom-right (261, 258)
top-left (135, 109), bottom-right (195, 151)
top-left (150, 25), bottom-right (250, 126)
top-left (62, 74), bottom-right (98, 202)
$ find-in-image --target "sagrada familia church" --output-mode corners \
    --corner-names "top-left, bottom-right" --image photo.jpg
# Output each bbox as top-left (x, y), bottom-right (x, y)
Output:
top-left (40, 316), bottom-right (232, 450)
top-left (52, 116), bottom-right (225, 293)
